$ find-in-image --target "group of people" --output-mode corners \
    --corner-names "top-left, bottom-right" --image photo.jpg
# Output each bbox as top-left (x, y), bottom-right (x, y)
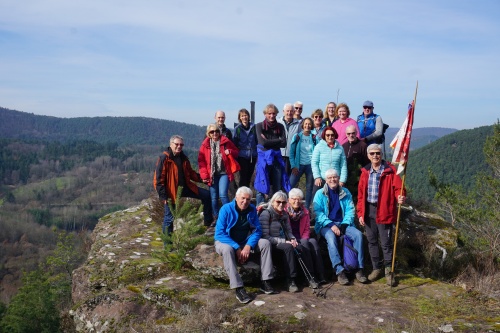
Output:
top-left (154, 100), bottom-right (405, 304)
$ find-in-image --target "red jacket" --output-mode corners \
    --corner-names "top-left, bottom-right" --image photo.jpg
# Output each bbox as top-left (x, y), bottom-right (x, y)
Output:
top-left (153, 148), bottom-right (201, 204)
top-left (357, 161), bottom-right (405, 224)
top-left (285, 204), bottom-right (311, 240)
top-left (198, 136), bottom-right (239, 186)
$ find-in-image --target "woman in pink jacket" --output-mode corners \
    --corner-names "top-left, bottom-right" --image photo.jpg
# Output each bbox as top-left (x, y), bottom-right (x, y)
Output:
top-left (286, 188), bottom-right (326, 284)
top-left (198, 124), bottom-right (239, 227)
top-left (332, 103), bottom-right (361, 146)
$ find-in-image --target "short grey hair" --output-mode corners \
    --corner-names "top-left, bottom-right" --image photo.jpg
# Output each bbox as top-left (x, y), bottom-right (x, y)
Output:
top-left (262, 103), bottom-right (279, 115)
top-left (288, 188), bottom-right (304, 200)
top-left (269, 191), bottom-right (288, 206)
top-left (294, 101), bottom-right (303, 107)
top-left (283, 103), bottom-right (293, 110)
top-left (236, 186), bottom-right (253, 198)
top-left (169, 135), bottom-right (183, 144)
top-left (325, 169), bottom-right (339, 178)
top-left (367, 144), bottom-right (383, 157)
top-left (345, 124), bottom-right (357, 134)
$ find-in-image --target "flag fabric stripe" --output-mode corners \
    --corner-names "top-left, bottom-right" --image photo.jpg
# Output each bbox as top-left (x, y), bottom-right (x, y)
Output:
top-left (390, 101), bottom-right (415, 175)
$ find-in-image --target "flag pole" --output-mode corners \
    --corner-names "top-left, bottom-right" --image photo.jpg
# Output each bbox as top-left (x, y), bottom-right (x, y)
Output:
top-left (390, 81), bottom-right (418, 289)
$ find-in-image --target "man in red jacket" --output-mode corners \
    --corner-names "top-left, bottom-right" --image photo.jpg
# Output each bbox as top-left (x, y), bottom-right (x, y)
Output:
top-left (357, 144), bottom-right (405, 286)
top-left (154, 135), bottom-right (213, 236)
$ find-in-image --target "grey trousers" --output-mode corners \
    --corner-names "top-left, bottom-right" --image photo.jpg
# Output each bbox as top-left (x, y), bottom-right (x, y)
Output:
top-left (215, 239), bottom-right (274, 289)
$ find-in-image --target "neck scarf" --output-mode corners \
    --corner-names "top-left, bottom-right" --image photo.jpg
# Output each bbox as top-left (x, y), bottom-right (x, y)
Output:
top-left (286, 205), bottom-right (303, 222)
top-left (263, 119), bottom-right (281, 135)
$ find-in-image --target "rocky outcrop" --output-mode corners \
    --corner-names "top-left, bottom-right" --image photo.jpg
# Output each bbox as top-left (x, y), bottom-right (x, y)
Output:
top-left (70, 200), bottom-right (498, 333)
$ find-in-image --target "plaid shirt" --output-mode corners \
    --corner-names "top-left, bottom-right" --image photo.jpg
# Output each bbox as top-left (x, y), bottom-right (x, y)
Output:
top-left (367, 164), bottom-right (385, 204)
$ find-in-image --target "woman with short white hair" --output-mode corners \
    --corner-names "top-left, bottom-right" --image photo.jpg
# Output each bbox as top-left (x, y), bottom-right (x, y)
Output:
top-left (287, 188), bottom-right (325, 284)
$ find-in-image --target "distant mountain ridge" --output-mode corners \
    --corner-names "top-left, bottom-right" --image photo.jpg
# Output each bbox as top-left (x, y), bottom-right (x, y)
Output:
top-left (1, 107), bottom-right (457, 150)
top-left (0, 107), bottom-right (206, 148)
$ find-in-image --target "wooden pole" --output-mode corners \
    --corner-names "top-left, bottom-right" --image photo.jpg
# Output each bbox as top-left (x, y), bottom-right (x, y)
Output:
top-left (390, 81), bottom-right (418, 289)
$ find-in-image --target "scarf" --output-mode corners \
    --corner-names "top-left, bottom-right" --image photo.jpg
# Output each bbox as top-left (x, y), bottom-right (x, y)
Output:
top-left (210, 139), bottom-right (224, 177)
top-left (286, 205), bottom-right (304, 222)
top-left (263, 119), bottom-right (281, 135)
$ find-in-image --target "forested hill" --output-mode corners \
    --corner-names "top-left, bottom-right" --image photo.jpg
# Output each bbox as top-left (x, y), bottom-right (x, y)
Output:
top-left (0, 107), bottom-right (206, 148)
top-left (405, 124), bottom-right (494, 203)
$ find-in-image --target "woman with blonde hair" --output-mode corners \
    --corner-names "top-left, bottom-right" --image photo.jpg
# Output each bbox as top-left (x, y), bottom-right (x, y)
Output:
top-left (198, 124), bottom-right (239, 228)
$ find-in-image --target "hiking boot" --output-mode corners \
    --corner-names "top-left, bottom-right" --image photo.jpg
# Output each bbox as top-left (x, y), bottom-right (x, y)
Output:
top-left (288, 279), bottom-right (299, 293)
top-left (355, 270), bottom-right (368, 284)
top-left (308, 277), bottom-right (319, 289)
top-left (385, 267), bottom-right (396, 286)
top-left (235, 287), bottom-right (252, 304)
top-left (368, 269), bottom-right (382, 282)
top-left (337, 271), bottom-right (349, 285)
top-left (260, 280), bottom-right (275, 294)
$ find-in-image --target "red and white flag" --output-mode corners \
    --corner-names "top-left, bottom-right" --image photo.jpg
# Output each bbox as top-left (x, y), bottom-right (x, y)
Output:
top-left (390, 101), bottom-right (415, 175)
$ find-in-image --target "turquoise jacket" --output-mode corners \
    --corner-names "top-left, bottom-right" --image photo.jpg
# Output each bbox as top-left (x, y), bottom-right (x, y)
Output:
top-left (312, 183), bottom-right (355, 235)
top-left (311, 139), bottom-right (348, 183)
top-left (289, 132), bottom-right (317, 169)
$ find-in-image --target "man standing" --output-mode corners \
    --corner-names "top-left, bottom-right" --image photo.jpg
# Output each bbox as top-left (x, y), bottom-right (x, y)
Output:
top-left (313, 169), bottom-right (367, 285)
top-left (278, 103), bottom-right (302, 176)
top-left (254, 104), bottom-right (290, 205)
top-left (357, 144), bottom-right (405, 286)
top-left (356, 101), bottom-right (384, 145)
top-left (293, 101), bottom-right (304, 120)
top-left (215, 186), bottom-right (275, 303)
top-left (342, 124), bottom-right (369, 204)
top-left (215, 110), bottom-right (233, 141)
top-left (154, 135), bottom-right (213, 235)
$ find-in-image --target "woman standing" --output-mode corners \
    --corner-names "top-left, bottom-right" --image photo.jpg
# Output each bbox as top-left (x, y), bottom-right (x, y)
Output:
top-left (332, 103), bottom-right (360, 146)
top-left (289, 117), bottom-right (316, 209)
top-left (259, 191), bottom-right (318, 292)
top-left (233, 108), bottom-right (258, 188)
top-left (198, 124), bottom-right (239, 227)
top-left (287, 188), bottom-right (325, 283)
top-left (322, 102), bottom-right (338, 127)
top-left (311, 109), bottom-right (326, 140)
top-left (311, 126), bottom-right (348, 195)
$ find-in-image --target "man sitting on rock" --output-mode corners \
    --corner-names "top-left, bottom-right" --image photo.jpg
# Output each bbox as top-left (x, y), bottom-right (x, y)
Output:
top-left (313, 168), bottom-right (368, 285)
top-left (214, 186), bottom-right (275, 303)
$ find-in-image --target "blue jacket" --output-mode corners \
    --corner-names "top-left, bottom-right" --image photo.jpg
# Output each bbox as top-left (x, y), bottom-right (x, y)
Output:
top-left (289, 132), bottom-right (317, 169)
top-left (214, 200), bottom-right (262, 250)
top-left (357, 112), bottom-right (383, 144)
top-left (233, 123), bottom-right (258, 160)
top-left (254, 145), bottom-right (291, 194)
top-left (311, 139), bottom-right (348, 183)
top-left (313, 184), bottom-right (355, 235)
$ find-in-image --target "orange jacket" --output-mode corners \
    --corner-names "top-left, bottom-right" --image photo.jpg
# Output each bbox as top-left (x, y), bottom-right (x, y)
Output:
top-left (198, 136), bottom-right (239, 186)
top-left (153, 148), bottom-right (201, 203)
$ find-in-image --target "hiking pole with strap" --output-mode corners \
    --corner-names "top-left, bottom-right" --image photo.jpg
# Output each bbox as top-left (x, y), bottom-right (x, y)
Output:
top-left (278, 219), bottom-right (317, 288)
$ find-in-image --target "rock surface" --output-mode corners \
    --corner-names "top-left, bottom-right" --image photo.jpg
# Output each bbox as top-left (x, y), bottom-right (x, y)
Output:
top-left (70, 200), bottom-right (500, 332)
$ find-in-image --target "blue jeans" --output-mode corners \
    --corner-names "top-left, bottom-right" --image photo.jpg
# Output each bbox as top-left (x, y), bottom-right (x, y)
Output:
top-left (210, 174), bottom-right (229, 217)
top-left (289, 164), bottom-right (314, 209)
top-left (256, 161), bottom-right (282, 205)
top-left (162, 186), bottom-right (213, 235)
top-left (320, 225), bottom-right (364, 275)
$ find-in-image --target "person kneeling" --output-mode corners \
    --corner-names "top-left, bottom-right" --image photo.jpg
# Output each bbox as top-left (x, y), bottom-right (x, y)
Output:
top-left (214, 186), bottom-right (275, 304)
top-left (313, 169), bottom-right (368, 285)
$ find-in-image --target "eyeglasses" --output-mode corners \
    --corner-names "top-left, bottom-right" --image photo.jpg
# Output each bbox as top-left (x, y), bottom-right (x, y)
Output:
top-left (173, 142), bottom-right (184, 146)
top-left (346, 132), bottom-right (356, 136)
top-left (294, 107), bottom-right (302, 110)
top-left (209, 130), bottom-right (221, 134)
top-left (369, 152), bottom-right (381, 156)
top-left (325, 133), bottom-right (335, 137)
top-left (275, 200), bottom-right (287, 205)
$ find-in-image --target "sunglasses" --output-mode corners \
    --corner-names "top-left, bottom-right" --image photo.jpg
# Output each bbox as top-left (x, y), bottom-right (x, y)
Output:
top-left (294, 107), bottom-right (303, 110)
top-left (209, 130), bottom-right (221, 134)
top-left (346, 132), bottom-right (356, 136)
top-left (275, 200), bottom-right (287, 205)
top-left (173, 143), bottom-right (184, 146)
top-left (313, 115), bottom-right (323, 119)
top-left (325, 133), bottom-right (335, 137)
top-left (363, 106), bottom-right (373, 110)
top-left (369, 152), bottom-right (381, 156)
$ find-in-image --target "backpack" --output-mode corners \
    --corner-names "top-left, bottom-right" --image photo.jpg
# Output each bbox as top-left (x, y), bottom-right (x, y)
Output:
top-left (341, 234), bottom-right (359, 272)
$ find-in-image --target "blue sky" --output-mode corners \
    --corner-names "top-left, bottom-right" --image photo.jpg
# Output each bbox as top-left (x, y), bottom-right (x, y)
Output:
top-left (1, 0), bottom-right (499, 130)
